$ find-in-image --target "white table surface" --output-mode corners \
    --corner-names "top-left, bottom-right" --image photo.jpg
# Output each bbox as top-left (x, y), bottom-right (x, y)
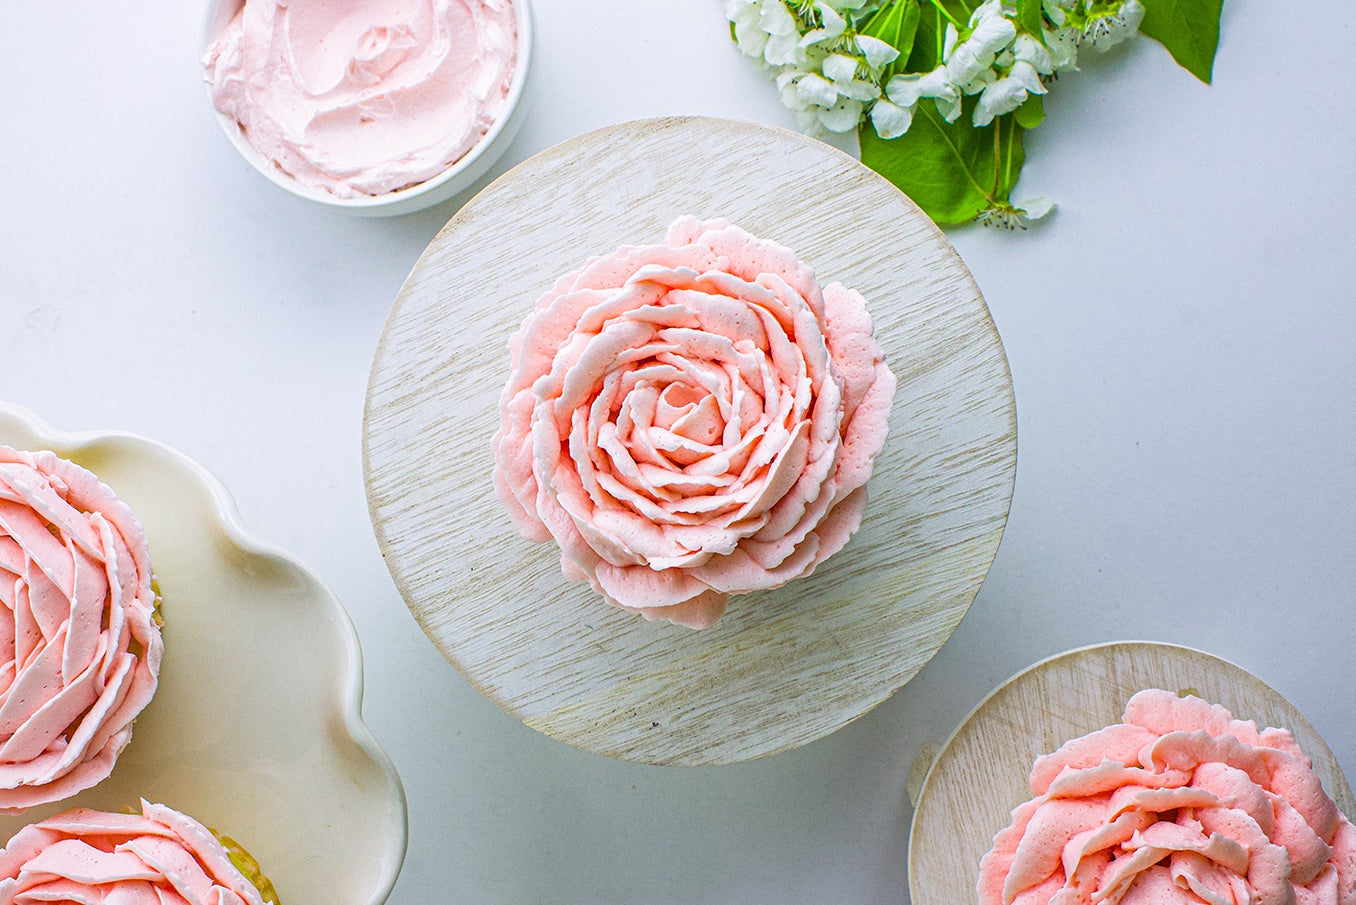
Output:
top-left (3, 2), bottom-right (1352, 903)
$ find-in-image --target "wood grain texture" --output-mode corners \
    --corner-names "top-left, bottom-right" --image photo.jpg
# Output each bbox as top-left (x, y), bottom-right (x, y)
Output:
top-left (363, 116), bottom-right (1016, 765)
top-left (910, 641), bottom-right (1355, 905)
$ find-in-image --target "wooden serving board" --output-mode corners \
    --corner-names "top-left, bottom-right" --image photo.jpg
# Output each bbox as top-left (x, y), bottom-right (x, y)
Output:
top-left (910, 641), bottom-right (1355, 905)
top-left (363, 116), bottom-right (1016, 765)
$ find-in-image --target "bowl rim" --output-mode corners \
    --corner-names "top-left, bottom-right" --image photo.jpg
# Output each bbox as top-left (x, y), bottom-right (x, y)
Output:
top-left (200, 0), bottom-right (534, 213)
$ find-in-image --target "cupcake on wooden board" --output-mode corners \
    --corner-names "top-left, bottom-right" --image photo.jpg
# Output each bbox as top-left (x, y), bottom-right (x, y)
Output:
top-left (492, 217), bottom-right (897, 629)
top-left (978, 688), bottom-right (1356, 905)
top-left (0, 447), bottom-right (163, 811)
top-left (0, 800), bottom-right (278, 905)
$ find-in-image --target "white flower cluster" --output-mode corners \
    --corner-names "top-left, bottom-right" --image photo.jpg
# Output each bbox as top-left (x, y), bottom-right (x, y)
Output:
top-left (726, 0), bottom-right (901, 134)
top-left (726, 0), bottom-right (1145, 138)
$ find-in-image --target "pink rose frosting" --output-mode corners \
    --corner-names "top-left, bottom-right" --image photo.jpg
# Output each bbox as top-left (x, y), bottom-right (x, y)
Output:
top-left (978, 689), bottom-right (1356, 905)
top-left (0, 448), bottom-right (162, 811)
top-left (492, 217), bottom-right (897, 629)
top-left (0, 801), bottom-right (269, 905)
top-left (204, 0), bottom-right (518, 198)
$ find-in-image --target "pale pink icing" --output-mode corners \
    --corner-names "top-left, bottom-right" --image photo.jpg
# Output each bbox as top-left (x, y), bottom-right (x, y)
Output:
top-left (0, 448), bottom-right (162, 812)
top-left (0, 801), bottom-right (267, 905)
top-left (204, 0), bottom-right (518, 198)
top-left (978, 689), bottom-right (1356, 905)
top-left (492, 217), bottom-right (897, 629)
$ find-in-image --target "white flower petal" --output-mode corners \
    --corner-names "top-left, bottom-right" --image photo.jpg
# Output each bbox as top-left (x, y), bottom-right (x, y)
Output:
top-left (1045, 26), bottom-right (1080, 71)
top-left (891, 65), bottom-right (961, 117)
top-left (974, 75), bottom-right (1028, 126)
top-left (776, 71), bottom-right (809, 109)
top-left (885, 72), bottom-right (924, 107)
top-left (1012, 33), bottom-right (1053, 74)
top-left (838, 78), bottom-right (881, 101)
top-left (759, 0), bottom-right (798, 36)
top-left (945, 41), bottom-right (989, 87)
top-left (1121, 0), bottom-right (1146, 30)
top-left (870, 99), bottom-right (912, 139)
top-left (970, 12), bottom-right (1017, 56)
top-left (935, 92), bottom-right (963, 122)
top-left (799, 27), bottom-right (831, 47)
top-left (944, 23), bottom-right (959, 58)
top-left (815, 2), bottom-right (848, 37)
top-left (1019, 196), bottom-right (1054, 220)
top-left (959, 65), bottom-right (996, 94)
top-left (764, 30), bottom-right (804, 65)
top-left (796, 71), bottom-right (840, 107)
top-left (918, 65), bottom-right (955, 98)
top-left (818, 97), bottom-right (864, 132)
top-left (733, 25), bottom-right (770, 60)
top-left (726, 0), bottom-right (757, 22)
top-left (969, 0), bottom-right (1005, 28)
top-left (822, 53), bottom-right (859, 83)
top-left (855, 34), bottom-right (900, 70)
top-left (1009, 60), bottom-right (1047, 95)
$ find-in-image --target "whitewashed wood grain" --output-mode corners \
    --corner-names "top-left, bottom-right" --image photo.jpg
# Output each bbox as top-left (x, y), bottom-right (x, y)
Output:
top-left (363, 116), bottom-right (1016, 765)
top-left (910, 641), bottom-right (1355, 905)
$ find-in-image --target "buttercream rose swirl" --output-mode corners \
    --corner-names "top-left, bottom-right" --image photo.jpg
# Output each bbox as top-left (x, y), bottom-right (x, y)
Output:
top-left (0, 801), bottom-right (269, 905)
top-left (204, 0), bottom-right (519, 198)
top-left (978, 689), bottom-right (1356, 905)
top-left (494, 217), bottom-right (896, 629)
top-left (0, 447), bottom-right (162, 811)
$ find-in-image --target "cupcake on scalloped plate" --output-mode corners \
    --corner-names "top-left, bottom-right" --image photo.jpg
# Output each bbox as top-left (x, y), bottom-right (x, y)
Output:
top-left (0, 799), bottom-right (279, 905)
top-left (0, 446), bottom-right (163, 813)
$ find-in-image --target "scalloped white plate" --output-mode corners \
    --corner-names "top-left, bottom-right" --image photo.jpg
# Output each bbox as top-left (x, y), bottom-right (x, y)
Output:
top-left (0, 403), bottom-right (407, 905)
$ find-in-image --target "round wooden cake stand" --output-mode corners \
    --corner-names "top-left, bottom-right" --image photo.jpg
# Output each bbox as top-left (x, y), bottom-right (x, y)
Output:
top-left (364, 116), bottom-right (1016, 765)
top-left (910, 641), bottom-right (1355, 905)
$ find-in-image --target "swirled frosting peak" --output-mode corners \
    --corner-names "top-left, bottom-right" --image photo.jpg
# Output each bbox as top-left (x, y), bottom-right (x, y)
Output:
top-left (978, 689), bottom-right (1356, 905)
top-left (492, 217), bottom-right (897, 629)
top-left (0, 801), bottom-right (270, 905)
top-left (204, 0), bottom-right (518, 198)
top-left (0, 447), bottom-right (163, 811)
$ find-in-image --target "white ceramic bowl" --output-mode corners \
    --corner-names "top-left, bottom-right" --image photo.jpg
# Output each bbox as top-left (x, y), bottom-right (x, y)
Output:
top-left (201, 0), bottom-right (533, 217)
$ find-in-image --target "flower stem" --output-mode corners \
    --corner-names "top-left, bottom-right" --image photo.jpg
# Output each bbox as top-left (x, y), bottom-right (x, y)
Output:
top-left (925, 0), bottom-right (963, 28)
top-left (992, 117), bottom-right (1002, 196)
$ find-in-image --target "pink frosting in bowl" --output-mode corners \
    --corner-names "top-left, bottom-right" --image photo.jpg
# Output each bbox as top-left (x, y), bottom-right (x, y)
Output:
top-left (492, 217), bottom-right (897, 629)
top-left (978, 689), bottom-right (1356, 905)
top-left (203, 0), bottom-right (530, 215)
top-left (0, 448), bottom-right (162, 812)
top-left (0, 801), bottom-right (271, 905)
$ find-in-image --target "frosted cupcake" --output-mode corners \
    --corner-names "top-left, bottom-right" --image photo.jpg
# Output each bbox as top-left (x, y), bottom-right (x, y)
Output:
top-left (493, 217), bottom-right (896, 629)
top-left (979, 689), bottom-right (1356, 905)
top-left (0, 800), bottom-right (277, 905)
top-left (0, 447), bottom-right (163, 811)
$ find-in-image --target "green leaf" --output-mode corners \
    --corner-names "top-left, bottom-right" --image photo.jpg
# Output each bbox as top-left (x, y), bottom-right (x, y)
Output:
top-left (904, 0), bottom-right (979, 72)
top-left (860, 0), bottom-right (922, 79)
top-left (1138, 0), bottom-right (1224, 83)
top-left (1015, 0), bottom-right (1043, 34)
top-left (859, 102), bottom-right (1026, 225)
top-left (1014, 93), bottom-right (1045, 129)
